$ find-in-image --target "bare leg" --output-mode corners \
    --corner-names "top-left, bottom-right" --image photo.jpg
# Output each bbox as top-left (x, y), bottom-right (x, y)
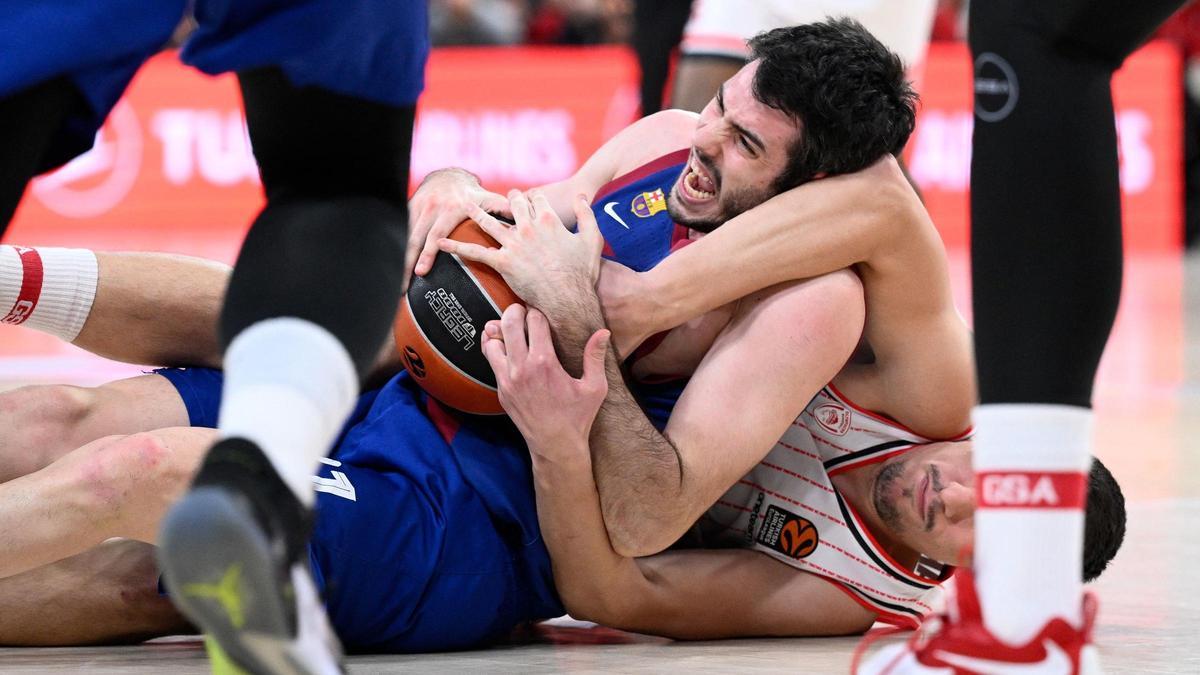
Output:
top-left (669, 55), bottom-right (743, 112)
top-left (0, 539), bottom-right (192, 646)
top-left (0, 374), bottom-right (190, 483)
top-left (0, 426), bottom-right (215, 579)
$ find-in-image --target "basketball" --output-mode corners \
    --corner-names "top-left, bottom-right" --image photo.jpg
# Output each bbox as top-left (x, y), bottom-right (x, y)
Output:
top-left (395, 219), bottom-right (522, 415)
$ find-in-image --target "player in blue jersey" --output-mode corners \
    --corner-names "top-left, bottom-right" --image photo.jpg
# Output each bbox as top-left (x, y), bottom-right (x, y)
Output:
top-left (0, 19), bottom-right (922, 649)
top-left (0, 3), bottom-right (427, 672)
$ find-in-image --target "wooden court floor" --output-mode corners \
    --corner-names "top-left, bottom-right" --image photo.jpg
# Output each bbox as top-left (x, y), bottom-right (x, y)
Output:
top-left (1, 250), bottom-right (1198, 673)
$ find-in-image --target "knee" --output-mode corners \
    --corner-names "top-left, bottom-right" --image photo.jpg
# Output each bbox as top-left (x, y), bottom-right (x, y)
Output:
top-left (0, 384), bottom-right (93, 430)
top-left (0, 385), bottom-right (95, 477)
top-left (75, 433), bottom-right (175, 510)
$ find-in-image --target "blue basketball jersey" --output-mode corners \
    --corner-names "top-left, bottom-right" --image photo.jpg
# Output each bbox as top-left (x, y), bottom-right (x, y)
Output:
top-left (592, 149), bottom-right (691, 273)
top-left (0, 0), bottom-right (427, 168)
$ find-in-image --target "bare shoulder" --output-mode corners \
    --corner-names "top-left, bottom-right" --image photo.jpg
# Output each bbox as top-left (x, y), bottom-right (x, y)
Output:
top-left (606, 109), bottom-right (698, 175)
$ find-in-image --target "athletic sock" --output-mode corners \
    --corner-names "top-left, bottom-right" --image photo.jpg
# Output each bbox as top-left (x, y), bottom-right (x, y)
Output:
top-left (0, 245), bottom-right (97, 341)
top-left (972, 403), bottom-right (1092, 644)
top-left (217, 318), bottom-right (358, 507)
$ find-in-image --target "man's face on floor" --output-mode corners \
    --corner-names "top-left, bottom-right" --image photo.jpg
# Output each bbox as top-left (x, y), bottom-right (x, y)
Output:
top-left (872, 441), bottom-right (976, 566)
top-left (667, 60), bottom-right (801, 233)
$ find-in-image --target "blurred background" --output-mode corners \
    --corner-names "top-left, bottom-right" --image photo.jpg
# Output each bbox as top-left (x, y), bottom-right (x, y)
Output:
top-left (2, 0), bottom-right (1197, 454)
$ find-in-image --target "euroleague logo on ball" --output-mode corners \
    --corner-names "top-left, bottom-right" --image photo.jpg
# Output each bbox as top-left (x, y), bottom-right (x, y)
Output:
top-left (403, 346), bottom-right (427, 379)
top-left (813, 403), bottom-right (851, 436)
top-left (756, 505), bottom-right (819, 560)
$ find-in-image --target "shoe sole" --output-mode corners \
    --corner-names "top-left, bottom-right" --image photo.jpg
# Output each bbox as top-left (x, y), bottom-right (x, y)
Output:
top-left (159, 487), bottom-right (320, 675)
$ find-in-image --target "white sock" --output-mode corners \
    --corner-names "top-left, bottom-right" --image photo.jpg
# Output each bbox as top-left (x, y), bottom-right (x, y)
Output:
top-left (0, 245), bottom-right (98, 341)
top-left (973, 404), bottom-right (1092, 644)
top-left (218, 318), bottom-right (358, 506)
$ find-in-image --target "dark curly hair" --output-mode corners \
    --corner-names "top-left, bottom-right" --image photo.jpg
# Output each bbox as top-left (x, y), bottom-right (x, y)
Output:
top-left (747, 18), bottom-right (918, 190)
top-left (1083, 457), bottom-right (1126, 582)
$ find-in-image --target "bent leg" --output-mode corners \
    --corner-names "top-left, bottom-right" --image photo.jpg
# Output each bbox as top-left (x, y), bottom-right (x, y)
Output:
top-left (0, 374), bottom-right (190, 483)
top-left (0, 427), bottom-right (214, 579)
top-left (0, 539), bottom-right (191, 646)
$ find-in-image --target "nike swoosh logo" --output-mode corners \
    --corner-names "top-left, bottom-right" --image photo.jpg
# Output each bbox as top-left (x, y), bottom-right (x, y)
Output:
top-left (603, 201), bottom-right (630, 229)
top-left (933, 639), bottom-right (1071, 674)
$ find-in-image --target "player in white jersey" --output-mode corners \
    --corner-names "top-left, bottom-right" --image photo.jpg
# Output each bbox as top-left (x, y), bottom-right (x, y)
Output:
top-left (481, 300), bottom-right (1123, 638)
top-left (693, 385), bottom-right (973, 628)
top-left (672, 0), bottom-right (938, 111)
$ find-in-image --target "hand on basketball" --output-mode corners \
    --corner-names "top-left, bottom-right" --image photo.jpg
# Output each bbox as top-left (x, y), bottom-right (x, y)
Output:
top-left (438, 190), bottom-right (605, 312)
top-left (406, 168), bottom-right (512, 285)
top-left (481, 304), bottom-right (610, 451)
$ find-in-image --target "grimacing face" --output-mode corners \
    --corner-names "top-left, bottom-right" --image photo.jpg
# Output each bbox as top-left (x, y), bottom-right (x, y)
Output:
top-left (871, 441), bottom-right (976, 566)
top-left (666, 60), bottom-right (802, 233)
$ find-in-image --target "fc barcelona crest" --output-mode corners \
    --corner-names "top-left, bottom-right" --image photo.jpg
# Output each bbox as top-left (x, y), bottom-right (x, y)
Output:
top-left (631, 189), bottom-right (666, 218)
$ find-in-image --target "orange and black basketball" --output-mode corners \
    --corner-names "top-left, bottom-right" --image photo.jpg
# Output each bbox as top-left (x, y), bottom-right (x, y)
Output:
top-left (395, 219), bottom-right (522, 415)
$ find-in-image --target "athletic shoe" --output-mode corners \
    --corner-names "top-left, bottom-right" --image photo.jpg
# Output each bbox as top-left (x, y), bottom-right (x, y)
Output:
top-left (853, 569), bottom-right (1101, 674)
top-left (158, 437), bottom-right (344, 675)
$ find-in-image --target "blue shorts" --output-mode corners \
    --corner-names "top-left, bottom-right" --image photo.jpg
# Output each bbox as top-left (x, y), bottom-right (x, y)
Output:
top-left (1, 0), bottom-right (428, 166)
top-left (156, 367), bottom-right (563, 653)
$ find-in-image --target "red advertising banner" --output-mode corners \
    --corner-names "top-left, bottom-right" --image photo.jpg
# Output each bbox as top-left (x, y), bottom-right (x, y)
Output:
top-left (7, 43), bottom-right (1181, 255)
top-left (7, 46), bottom-right (641, 256)
top-left (910, 41), bottom-right (1184, 252)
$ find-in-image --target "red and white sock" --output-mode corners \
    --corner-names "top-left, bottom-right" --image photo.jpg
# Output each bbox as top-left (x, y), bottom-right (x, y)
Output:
top-left (972, 403), bottom-right (1092, 645)
top-left (0, 245), bottom-right (98, 342)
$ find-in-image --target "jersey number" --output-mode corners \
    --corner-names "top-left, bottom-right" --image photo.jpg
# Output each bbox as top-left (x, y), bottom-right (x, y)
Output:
top-left (312, 457), bottom-right (356, 501)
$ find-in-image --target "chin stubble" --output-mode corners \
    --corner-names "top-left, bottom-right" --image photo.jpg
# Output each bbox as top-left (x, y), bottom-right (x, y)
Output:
top-left (874, 460), bottom-right (906, 530)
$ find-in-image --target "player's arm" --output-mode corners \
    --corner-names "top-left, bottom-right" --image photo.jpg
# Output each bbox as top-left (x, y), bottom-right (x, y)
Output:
top-left (589, 271), bottom-right (865, 556)
top-left (534, 438), bottom-right (875, 638)
top-left (532, 110), bottom-right (696, 225)
top-left (600, 155), bottom-right (917, 353)
top-left (407, 110), bottom-right (696, 278)
top-left (482, 299), bottom-right (875, 639)
top-left (447, 196), bottom-right (866, 556)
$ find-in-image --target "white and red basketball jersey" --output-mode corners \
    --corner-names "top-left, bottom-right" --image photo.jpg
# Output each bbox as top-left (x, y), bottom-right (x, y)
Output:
top-left (696, 384), bottom-right (970, 628)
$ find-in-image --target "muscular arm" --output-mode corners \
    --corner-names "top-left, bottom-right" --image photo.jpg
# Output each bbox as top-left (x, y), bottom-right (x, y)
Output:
top-left (530, 427), bottom-right (875, 639)
top-left (632, 157), bottom-right (915, 328)
top-left (543, 271), bottom-right (865, 557)
top-left (409, 110), bottom-right (696, 277)
top-left (484, 246), bottom-right (873, 637)
top-left (608, 156), bottom-right (974, 437)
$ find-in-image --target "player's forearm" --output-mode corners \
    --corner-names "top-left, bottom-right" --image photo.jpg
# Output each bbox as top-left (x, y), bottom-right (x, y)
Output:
top-left (77, 252), bottom-right (229, 368)
top-left (528, 441), bottom-right (646, 624)
top-left (540, 285), bottom-right (690, 558)
top-left (590, 363), bottom-right (689, 557)
top-left (643, 163), bottom-right (909, 330)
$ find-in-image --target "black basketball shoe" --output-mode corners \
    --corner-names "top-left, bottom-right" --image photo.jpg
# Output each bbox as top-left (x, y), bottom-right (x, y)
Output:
top-left (158, 437), bottom-right (344, 675)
